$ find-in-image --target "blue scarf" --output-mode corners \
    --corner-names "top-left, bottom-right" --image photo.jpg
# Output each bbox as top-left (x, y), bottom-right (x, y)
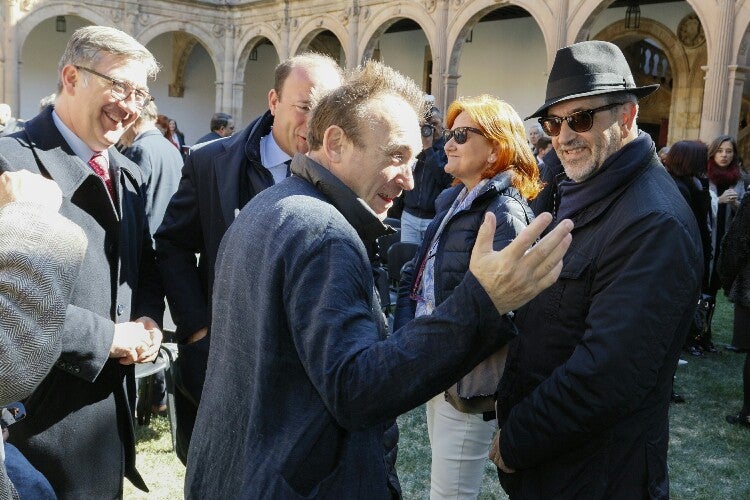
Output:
top-left (557, 131), bottom-right (655, 221)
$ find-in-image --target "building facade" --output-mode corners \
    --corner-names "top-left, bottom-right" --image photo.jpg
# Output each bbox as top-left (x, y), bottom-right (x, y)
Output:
top-left (1, 0), bottom-right (749, 155)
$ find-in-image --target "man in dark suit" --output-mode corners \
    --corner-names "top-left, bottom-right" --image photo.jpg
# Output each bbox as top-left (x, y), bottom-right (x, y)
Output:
top-left (155, 52), bottom-right (343, 463)
top-left (195, 112), bottom-right (234, 145)
top-left (121, 101), bottom-right (183, 413)
top-left (121, 101), bottom-right (183, 236)
top-left (0, 26), bottom-right (164, 499)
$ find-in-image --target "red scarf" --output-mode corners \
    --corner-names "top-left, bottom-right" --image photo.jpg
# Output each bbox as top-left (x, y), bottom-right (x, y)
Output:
top-left (707, 158), bottom-right (740, 191)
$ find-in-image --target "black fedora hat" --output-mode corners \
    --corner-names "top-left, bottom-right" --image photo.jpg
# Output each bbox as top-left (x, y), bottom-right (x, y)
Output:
top-left (526, 40), bottom-right (659, 119)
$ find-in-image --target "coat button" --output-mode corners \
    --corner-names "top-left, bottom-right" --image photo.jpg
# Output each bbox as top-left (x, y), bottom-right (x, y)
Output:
top-left (73, 366), bottom-right (80, 374)
top-left (116, 304), bottom-right (125, 316)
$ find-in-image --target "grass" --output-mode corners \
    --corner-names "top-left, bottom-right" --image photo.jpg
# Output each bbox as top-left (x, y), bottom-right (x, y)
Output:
top-left (125, 294), bottom-right (750, 499)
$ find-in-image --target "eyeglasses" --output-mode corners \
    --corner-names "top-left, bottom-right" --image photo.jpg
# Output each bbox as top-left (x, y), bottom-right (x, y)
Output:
top-left (539, 102), bottom-right (625, 136)
top-left (443, 126), bottom-right (486, 145)
top-left (75, 66), bottom-right (153, 109)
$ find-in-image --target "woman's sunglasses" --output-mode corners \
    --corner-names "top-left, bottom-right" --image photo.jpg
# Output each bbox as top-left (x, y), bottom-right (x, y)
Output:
top-left (443, 126), bottom-right (486, 145)
top-left (538, 102), bottom-right (625, 136)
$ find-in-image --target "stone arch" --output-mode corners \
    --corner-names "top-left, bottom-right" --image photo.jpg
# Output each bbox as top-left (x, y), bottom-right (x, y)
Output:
top-left (445, 0), bottom-right (545, 84)
top-left (234, 26), bottom-right (281, 83)
top-left (16, 4), bottom-right (110, 49)
top-left (358, 5), bottom-right (436, 64)
top-left (442, 0), bottom-right (547, 112)
top-left (290, 15), bottom-right (349, 65)
top-left (595, 17), bottom-right (704, 143)
top-left (137, 21), bottom-right (221, 102)
top-left (137, 20), bottom-right (219, 77)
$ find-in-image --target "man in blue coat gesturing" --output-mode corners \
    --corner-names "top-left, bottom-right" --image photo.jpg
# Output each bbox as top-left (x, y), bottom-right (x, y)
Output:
top-left (491, 41), bottom-right (702, 499)
top-left (185, 61), bottom-right (574, 498)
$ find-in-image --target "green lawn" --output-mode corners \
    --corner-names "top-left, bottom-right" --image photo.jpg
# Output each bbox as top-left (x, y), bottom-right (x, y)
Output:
top-left (125, 294), bottom-right (750, 499)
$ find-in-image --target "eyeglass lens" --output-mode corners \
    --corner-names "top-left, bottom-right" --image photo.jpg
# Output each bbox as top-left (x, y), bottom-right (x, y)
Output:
top-left (539, 103), bottom-right (624, 137)
top-left (443, 128), bottom-right (468, 144)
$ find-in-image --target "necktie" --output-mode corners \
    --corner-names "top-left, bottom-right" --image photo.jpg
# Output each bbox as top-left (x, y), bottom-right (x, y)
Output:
top-left (88, 153), bottom-right (115, 200)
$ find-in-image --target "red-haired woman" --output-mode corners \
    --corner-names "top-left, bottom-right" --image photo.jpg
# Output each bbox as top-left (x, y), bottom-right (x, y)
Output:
top-left (395, 94), bottom-right (540, 498)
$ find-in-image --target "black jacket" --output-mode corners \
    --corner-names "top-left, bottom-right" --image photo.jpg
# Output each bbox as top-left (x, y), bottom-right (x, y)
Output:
top-left (496, 133), bottom-right (702, 499)
top-left (402, 140), bottom-right (452, 218)
top-left (395, 172), bottom-right (533, 330)
top-left (673, 175), bottom-right (712, 289)
top-left (155, 111), bottom-right (274, 341)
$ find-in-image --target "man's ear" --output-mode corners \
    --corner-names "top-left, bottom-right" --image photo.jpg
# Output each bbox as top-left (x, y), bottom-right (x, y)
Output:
top-left (60, 65), bottom-right (78, 94)
top-left (620, 102), bottom-right (638, 136)
top-left (268, 89), bottom-right (279, 117)
top-left (321, 125), bottom-right (346, 164)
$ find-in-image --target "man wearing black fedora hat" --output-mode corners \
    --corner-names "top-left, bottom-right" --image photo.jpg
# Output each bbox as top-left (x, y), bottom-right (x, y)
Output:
top-left (490, 40), bottom-right (702, 499)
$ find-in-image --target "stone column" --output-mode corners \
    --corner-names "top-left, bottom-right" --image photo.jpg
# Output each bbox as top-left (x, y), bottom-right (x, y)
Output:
top-left (2, 0), bottom-right (20, 110)
top-left (431, 0), bottom-right (448, 109)
top-left (726, 65), bottom-right (748, 137)
top-left (232, 82), bottom-right (245, 125)
top-left (214, 81), bottom-right (224, 115)
top-left (699, 0), bottom-right (734, 141)
top-left (221, 25), bottom-right (235, 113)
top-left (345, 1), bottom-right (359, 70)
top-left (443, 73), bottom-right (460, 113)
top-left (554, 0), bottom-right (569, 56)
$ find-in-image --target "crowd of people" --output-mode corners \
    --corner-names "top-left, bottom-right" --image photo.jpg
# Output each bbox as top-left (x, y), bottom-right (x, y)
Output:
top-left (0, 23), bottom-right (748, 500)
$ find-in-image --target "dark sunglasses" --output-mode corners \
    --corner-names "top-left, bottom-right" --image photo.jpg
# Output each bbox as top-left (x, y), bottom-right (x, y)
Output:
top-left (538, 102), bottom-right (625, 136)
top-left (443, 126), bottom-right (485, 144)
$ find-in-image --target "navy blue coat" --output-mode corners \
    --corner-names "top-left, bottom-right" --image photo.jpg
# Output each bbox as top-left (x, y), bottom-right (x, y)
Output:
top-left (121, 128), bottom-right (183, 235)
top-left (185, 155), bottom-right (517, 498)
top-left (155, 111), bottom-right (274, 341)
top-left (395, 172), bottom-right (533, 330)
top-left (496, 133), bottom-right (702, 499)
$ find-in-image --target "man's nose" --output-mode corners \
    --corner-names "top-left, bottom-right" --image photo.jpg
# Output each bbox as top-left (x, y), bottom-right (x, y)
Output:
top-left (398, 165), bottom-right (415, 191)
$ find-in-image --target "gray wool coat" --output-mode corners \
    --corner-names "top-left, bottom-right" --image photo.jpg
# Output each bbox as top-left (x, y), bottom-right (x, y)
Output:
top-left (0, 202), bottom-right (87, 500)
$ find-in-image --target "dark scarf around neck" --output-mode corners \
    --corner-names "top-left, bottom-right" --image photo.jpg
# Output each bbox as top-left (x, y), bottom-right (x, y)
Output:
top-left (556, 131), bottom-right (655, 221)
top-left (707, 158), bottom-right (740, 192)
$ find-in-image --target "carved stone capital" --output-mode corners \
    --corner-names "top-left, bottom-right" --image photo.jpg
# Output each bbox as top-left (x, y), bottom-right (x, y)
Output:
top-left (424, 0), bottom-right (437, 13)
top-left (19, 0), bottom-right (35, 12)
top-left (677, 13), bottom-right (705, 49)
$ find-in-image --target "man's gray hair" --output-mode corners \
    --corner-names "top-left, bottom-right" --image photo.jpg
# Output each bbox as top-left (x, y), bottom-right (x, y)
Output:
top-left (307, 60), bottom-right (426, 151)
top-left (210, 112), bottom-right (233, 131)
top-left (57, 26), bottom-right (159, 93)
top-left (528, 123), bottom-right (546, 135)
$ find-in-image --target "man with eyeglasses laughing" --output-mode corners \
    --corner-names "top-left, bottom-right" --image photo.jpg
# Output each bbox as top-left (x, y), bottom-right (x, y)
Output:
top-left (0, 26), bottom-right (164, 498)
top-left (490, 41), bottom-right (703, 499)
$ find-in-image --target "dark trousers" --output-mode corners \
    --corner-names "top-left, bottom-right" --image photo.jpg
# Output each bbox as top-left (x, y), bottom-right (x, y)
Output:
top-left (174, 335), bottom-right (210, 465)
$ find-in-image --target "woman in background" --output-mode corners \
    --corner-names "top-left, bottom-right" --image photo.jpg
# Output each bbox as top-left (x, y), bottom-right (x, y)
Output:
top-left (165, 118), bottom-right (186, 157)
top-left (663, 141), bottom-right (712, 357)
top-left (395, 95), bottom-right (539, 499)
top-left (704, 135), bottom-right (745, 352)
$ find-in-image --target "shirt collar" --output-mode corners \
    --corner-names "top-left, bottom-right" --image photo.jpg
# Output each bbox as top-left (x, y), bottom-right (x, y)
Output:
top-left (260, 132), bottom-right (291, 169)
top-left (51, 109), bottom-right (109, 164)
